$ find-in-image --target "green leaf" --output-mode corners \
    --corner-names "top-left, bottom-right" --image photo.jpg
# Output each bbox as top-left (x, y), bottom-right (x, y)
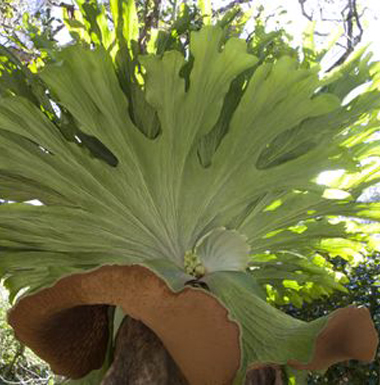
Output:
top-left (110, 0), bottom-right (139, 45)
top-left (203, 271), bottom-right (328, 382)
top-left (74, 0), bottom-right (112, 47)
top-left (196, 228), bottom-right (250, 273)
top-left (198, 0), bottom-right (211, 25)
top-left (285, 366), bottom-right (309, 385)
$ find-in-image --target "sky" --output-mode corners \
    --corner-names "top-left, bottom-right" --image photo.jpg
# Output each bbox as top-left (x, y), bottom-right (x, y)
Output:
top-left (44, 0), bottom-right (380, 68)
top-left (247, 0), bottom-right (380, 62)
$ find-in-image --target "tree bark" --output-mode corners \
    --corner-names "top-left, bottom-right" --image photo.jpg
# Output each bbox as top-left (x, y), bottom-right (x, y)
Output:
top-left (101, 316), bottom-right (283, 385)
top-left (244, 366), bottom-right (283, 385)
top-left (101, 316), bottom-right (189, 385)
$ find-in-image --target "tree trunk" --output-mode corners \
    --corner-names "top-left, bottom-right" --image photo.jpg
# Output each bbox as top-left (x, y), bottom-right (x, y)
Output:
top-left (101, 316), bottom-right (283, 385)
top-left (244, 366), bottom-right (283, 385)
top-left (101, 316), bottom-right (189, 385)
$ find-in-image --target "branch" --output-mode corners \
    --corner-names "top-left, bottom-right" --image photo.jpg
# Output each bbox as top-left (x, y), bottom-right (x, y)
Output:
top-left (352, 0), bottom-right (364, 43)
top-left (327, 0), bottom-right (364, 72)
top-left (5, 344), bottom-right (25, 378)
top-left (46, 0), bottom-right (75, 19)
top-left (138, 0), bottom-right (162, 53)
top-left (214, 0), bottom-right (252, 16)
top-left (298, 0), bottom-right (313, 21)
top-left (151, 0), bottom-right (162, 28)
top-left (314, 31), bottom-right (330, 37)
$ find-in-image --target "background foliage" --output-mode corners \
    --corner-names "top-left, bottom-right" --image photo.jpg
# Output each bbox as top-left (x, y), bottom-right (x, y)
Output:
top-left (285, 254), bottom-right (380, 384)
top-left (0, 283), bottom-right (59, 384)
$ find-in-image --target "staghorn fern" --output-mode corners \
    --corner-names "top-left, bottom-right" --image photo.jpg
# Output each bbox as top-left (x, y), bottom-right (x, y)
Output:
top-left (0, 1), bottom-right (379, 384)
